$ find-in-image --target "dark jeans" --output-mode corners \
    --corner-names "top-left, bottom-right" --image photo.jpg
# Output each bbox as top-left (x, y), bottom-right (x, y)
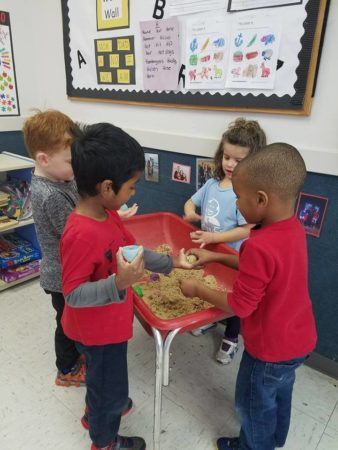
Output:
top-left (46, 290), bottom-right (80, 371)
top-left (223, 316), bottom-right (240, 340)
top-left (235, 350), bottom-right (306, 450)
top-left (75, 341), bottom-right (129, 447)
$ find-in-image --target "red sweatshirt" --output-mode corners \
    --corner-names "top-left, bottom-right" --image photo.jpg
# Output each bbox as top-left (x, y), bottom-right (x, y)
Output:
top-left (60, 210), bottom-right (135, 346)
top-left (228, 216), bottom-right (317, 362)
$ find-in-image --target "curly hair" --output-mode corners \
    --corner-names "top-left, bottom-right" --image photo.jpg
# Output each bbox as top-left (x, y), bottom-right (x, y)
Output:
top-left (213, 118), bottom-right (266, 181)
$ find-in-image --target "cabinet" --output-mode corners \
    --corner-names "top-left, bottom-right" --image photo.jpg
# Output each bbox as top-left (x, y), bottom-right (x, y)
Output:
top-left (0, 151), bottom-right (40, 291)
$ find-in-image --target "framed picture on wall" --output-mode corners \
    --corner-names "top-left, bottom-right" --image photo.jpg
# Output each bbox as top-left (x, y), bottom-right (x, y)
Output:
top-left (296, 192), bottom-right (328, 237)
top-left (172, 162), bottom-right (191, 184)
top-left (196, 158), bottom-right (215, 190)
top-left (144, 153), bottom-right (159, 183)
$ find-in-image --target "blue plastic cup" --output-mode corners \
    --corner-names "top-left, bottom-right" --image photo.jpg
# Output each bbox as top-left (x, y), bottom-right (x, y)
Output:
top-left (122, 245), bottom-right (140, 262)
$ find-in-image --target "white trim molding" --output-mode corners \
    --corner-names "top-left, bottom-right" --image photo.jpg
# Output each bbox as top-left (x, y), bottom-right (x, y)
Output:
top-left (126, 127), bottom-right (338, 177)
top-left (1, 118), bottom-right (337, 177)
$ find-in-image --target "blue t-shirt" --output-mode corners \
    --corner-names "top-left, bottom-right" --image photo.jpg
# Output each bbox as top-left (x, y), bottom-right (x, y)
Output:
top-left (191, 178), bottom-right (247, 251)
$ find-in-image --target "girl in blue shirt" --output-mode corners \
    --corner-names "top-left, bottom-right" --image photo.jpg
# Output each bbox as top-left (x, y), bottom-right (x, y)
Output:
top-left (184, 118), bottom-right (266, 364)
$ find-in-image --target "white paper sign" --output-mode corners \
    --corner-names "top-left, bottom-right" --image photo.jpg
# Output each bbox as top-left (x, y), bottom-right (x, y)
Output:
top-left (228, 0), bottom-right (303, 12)
top-left (170, 0), bottom-right (226, 16)
top-left (226, 16), bottom-right (281, 89)
top-left (185, 15), bottom-right (228, 90)
top-left (140, 17), bottom-right (180, 91)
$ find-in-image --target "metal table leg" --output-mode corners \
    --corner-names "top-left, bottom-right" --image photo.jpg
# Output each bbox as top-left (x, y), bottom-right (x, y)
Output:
top-left (151, 327), bottom-right (181, 450)
top-left (162, 328), bottom-right (181, 386)
top-left (152, 327), bottom-right (163, 450)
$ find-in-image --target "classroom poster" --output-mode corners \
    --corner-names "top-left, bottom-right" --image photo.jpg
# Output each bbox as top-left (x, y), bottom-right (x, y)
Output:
top-left (96, 0), bottom-right (130, 30)
top-left (140, 17), bottom-right (180, 91)
top-left (226, 16), bottom-right (281, 89)
top-left (185, 14), bottom-right (228, 90)
top-left (95, 36), bottom-right (136, 85)
top-left (0, 11), bottom-right (19, 116)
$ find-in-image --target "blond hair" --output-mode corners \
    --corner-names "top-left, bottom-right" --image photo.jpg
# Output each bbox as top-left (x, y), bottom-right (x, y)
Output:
top-left (22, 110), bottom-right (75, 159)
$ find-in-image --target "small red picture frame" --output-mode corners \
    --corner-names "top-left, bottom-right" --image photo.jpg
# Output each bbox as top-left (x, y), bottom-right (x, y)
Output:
top-left (171, 162), bottom-right (191, 184)
top-left (296, 192), bottom-right (328, 237)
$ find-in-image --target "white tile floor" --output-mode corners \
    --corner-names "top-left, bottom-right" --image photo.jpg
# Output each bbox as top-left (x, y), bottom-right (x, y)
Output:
top-left (0, 279), bottom-right (337, 450)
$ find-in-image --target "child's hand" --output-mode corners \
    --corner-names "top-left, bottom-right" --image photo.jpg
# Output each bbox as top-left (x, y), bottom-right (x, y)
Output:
top-left (186, 248), bottom-right (214, 268)
top-left (118, 203), bottom-right (138, 220)
top-left (115, 246), bottom-right (144, 290)
top-left (190, 230), bottom-right (214, 248)
top-left (180, 279), bottom-right (201, 298)
top-left (173, 248), bottom-right (195, 269)
top-left (183, 212), bottom-right (202, 223)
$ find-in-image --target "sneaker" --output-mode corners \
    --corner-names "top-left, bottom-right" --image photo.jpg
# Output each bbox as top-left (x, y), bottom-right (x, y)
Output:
top-left (91, 435), bottom-right (146, 450)
top-left (55, 362), bottom-right (86, 387)
top-left (216, 339), bottom-right (238, 365)
top-left (190, 322), bottom-right (217, 336)
top-left (81, 397), bottom-right (133, 430)
top-left (217, 437), bottom-right (240, 450)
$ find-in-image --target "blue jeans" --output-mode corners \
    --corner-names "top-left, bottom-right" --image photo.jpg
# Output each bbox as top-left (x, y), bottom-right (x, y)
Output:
top-left (235, 351), bottom-right (306, 450)
top-left (76, 341), bottom-right (128, 447)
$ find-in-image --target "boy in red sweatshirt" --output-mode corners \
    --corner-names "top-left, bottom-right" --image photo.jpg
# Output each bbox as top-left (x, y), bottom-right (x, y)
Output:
top-left (180, 143), bottom-right (317, 450)
top-left (61, 122), bottom-right (194, 450)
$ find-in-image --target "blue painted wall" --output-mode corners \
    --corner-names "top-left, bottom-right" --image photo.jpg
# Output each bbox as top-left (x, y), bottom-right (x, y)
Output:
top-left (1, 133), bottom-right (337, 363)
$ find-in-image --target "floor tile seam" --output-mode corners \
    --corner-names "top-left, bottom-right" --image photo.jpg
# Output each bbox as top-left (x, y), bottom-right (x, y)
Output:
top-left (323, 398), bottom-right (338, 434)
top-left (292, 403), bottom-right (333, 428)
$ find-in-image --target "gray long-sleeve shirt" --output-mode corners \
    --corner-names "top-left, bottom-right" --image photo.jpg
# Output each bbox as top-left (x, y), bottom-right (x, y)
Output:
top-left (65, 249), bottom-right (173, 308)
top-left (31, 174), bottom-right (79, 292)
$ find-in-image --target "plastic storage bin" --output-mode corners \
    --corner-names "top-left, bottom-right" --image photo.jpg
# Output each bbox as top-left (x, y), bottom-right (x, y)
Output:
top-left (125, 212), bottom-right (238, 338)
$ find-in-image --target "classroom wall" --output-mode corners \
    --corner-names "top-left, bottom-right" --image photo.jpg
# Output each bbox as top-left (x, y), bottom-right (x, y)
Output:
top-left (0, 1), bottom-right (337, 371)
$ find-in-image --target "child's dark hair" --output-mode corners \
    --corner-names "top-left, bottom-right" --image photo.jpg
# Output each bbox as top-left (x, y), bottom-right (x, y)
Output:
top-left (214, 118), bottom-right (266, 180)
top-left (71, 122), bottom-right (145, 197)
top-left (235, 143), bottom-right (306, 200)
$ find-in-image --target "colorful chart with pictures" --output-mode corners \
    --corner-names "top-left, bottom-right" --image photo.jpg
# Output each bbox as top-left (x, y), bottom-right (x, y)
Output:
top-left (0, 11), bottom-right (19, 116)
top-left (185, 15), bottom-right (227, 90)
top-left (226, 17), bottom-right (281, 90)
top-left (95, 35), bottom-right (136, 85)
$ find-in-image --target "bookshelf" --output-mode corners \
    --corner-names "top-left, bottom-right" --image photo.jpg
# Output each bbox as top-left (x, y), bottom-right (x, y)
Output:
top-left (0, 152), bottom-right (40, 291)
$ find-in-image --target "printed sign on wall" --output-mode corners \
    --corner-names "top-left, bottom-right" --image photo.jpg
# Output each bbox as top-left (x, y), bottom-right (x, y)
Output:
top-left (0, 11), bottom-right (20, 116)
top-left (95, 36), bottom-right (136, 85)
top-left (185, 15), bottom-right (227, 90)
top-left (96, 0), bottom-right (130, 31)
top-left (226, 16), bottom-right (281, 89)
top-left (140, 17), bottom-right (180, 91)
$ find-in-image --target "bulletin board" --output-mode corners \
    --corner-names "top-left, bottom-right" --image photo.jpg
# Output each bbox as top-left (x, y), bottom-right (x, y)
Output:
top-left (61, 0), bottom-right (329, 116)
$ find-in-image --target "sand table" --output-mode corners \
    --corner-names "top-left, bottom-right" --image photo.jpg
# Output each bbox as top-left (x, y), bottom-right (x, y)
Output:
top-left (134, 244), bottom-right (221, 319)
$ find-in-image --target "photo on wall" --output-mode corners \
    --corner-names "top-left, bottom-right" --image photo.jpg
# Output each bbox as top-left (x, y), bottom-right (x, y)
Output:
top-left (172, 162), bottom-right (191, 184)
top-left (295, 192), bottom-right (328, 238)
top-left (144, 152), bottom-right (159, 183)
top-left (196, 158), bottom-right (215, 190)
